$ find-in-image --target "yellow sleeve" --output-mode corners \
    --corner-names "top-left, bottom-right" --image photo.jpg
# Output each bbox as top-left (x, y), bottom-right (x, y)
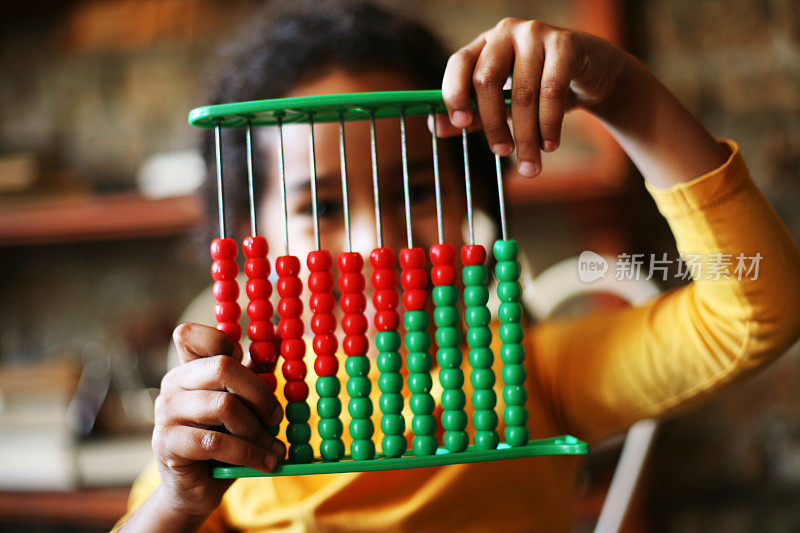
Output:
top-left (528, 139), bottom-right (800, 443)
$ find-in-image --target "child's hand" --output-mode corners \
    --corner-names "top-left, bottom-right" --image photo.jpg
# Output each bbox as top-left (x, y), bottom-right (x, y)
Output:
top-left (151, 323), bottom-right (285, 519)
top-left (437, 18), bottom-right (634, 177)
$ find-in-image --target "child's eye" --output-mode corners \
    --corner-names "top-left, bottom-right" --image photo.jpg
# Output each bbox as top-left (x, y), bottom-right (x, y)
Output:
top-left (408, 183), bottom-right (435, 204)
top-left (297, 199), bottom-right (341, 219)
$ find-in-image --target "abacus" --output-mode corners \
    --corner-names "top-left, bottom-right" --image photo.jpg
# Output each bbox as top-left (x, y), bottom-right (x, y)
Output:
top-left (190, 91), bottom-right (588, 478)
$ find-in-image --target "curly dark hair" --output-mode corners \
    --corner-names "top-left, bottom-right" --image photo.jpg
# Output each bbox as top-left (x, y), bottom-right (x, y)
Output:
top-left (196, 0), bottom-right (499, 254)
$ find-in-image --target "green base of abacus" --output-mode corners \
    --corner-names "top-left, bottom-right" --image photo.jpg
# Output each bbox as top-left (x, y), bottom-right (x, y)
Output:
top-left (211, 435), bottom-right (588, 478)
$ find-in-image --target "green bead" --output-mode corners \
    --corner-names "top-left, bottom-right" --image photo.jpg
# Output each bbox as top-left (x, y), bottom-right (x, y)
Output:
top-left (464, 306), bottom-right (491, 327)
top-left (432, 285), bottom-right (458, 306)
top-left (407, 351), bottom-right (432, 373)
top-left (442, 410), bottom-right (467, 431)
top-left (500, 344), bottom-right (525, 364)
top-left (471, 369), bottom-right (496, 390)
top-left (319, 439), bottom-right (344, 461)
top-left (404, 310), bottom-right (429, 331)
top-left (435, 326), bottom-right (461, 348)
top-left (434, 306), bottom-right (460, 327)
top-left (468, 347), bottom-right (493, 368)
top-left (351, 439), bottom-right (375, 461)
top-left (466, 326), bottom-right (492, 348)
top-left (501, 363), bottom-right (526, 385)
top-left (462, 265), bottom-right (488, 285)
top-left (505, 426), bottom-right (529, 447)
top-left (349, 418), bottom-right (374, 439)
top-left (318, 418), bottom-right (343, 439)
top-left (503, 384), bottom-right (527, 405)
top-left (377, 351), bottom-right (402, 372)
top-left (347, 376), bottom-right (371, 398)
top-left (493, 239), bottom-right (518, 261)
top-left (288, 443), bottom-right (314, 463)
top-left (441, 389), bottom-right (466, 410)
top-left (472, 388), bottom-right (497, 410)
top-left (379, 393), bottom-right (404, 414)
top-left (473, 410), bottom-right (498, 431)
top-left (503, 405), bottom-right (529, 427)
top-left (413, 435), bottom-right (439, 456)
top-left (444, 431), bottom-right (469, 452)
top-left (317, 397), bottom-right (341, 418)
top-left (497, 281), bottom-right (522, 302)
top-left (411, 414), bottom-right (437, 435)
top-left (316, 376), bottom-right (340, 397)
top-left (498, 302), bottom-right (522, 323)
top-left (381, 414), bottom-right (405, 435)
top-left (463, 285), bottom-right (489, 307)
top-left (499, 323), bottom-right (524, 344)
top-left (474, 430), bottom-right (499, 450)
top-left (378, 373), bottom-right (403, 393)
top-left (439, 368), bottom-right (464, 389)
top-left (410, 393), bottom-right (435, 414)
top-left (495, 260), bottom-right (520, 282)
top-left (437, 347), bottom-right (462, 368)
top-left (348, 397), bottom-right (373, 418)
top-left (405, 331), bottom-right (431, 352)
top-left (285, 402), bottom-right (310, 422)
top-left (375, 331), bottom-right (401, 351)
top-left (345, 356), bottom-right (371, 377)
top-left (286, 422), bottom-right (311, 444)
top-left (382, 435), bottom-right (407, 458)
top-left (408, 373), bottom-right (432, 393)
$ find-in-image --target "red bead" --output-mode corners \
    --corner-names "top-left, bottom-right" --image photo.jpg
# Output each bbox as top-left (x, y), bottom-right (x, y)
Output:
top-left (249, 321), bottom-right (274, 342)
top-left (375, 310), bottom-right (399, 331)
top-left (343, 335), bottom-right (369, 357)
top-left (242, 235), bottom-right (268, 258)
top-left (308, 271), bottom-right (333, 293)
top-left (461, 244), bottom-right (486, 266)
top-left (250, 341), bottom-right (276, 364)
top-left (401, 269), bottom-right (427, 290)
top-left (246, 278), bottom-right (271, 300)
top-left (278, 297), bottom-right (303, 318)
top-left (312, 334), bottom-right (338, 357)
top-left (214, 301), bottom-right (240, 323)
top-left (211, 259), bottom-right (238, 281)
top-left (399, 247), bottom-right (426, 269)
top-left (371, 268), bottom-right (396, 290)
top-left (337, 251), bottom-right (363, 273)
top-left (307, 250), bottom-right (332, 271)
top-left (258, 372), bottom-right (277, 392)
top-left (309, 293), bottom-right (335, 313)
top-left (431, 264), bottom-right (456, 286)
top-left (277, 276), bottom-right (302, 297)
top-left (311, 313), bottom-right (336, 335)
top-left (314, 355), bottom-right (338, 377)
top-left (403, 289), bottom-right (427, 311)
top-left (340, 292), bottom-right (366, 314)
top-left (213, 280), bottom-right (239, 302)
top-left (278, 317), bottom-right (303, 340)
top-left (282, 359), bottom-right (307, 381)
top-left (276, 255), bottom-right (300, 276)
top-left (281, 338), bottom-right (306, 360)
top-left (370, 247), bottom-right (395, 268)
top-left (217, 321), bottom-right (242, 342)
top-left (339, 272), bottom-right (364, 293)
top-left (430, 243), bottom-right (456, 265)
top-left (284, 380), bottom-right (309, 402)
top-left (342, 314), bottom-right (368, 335)
top-left (210, 238), bottom-right (237, 260)
top-left (245, 258), bottom-right (269, 279)
top-left (247, 299), bottom-right (272, 322)
top-left (373, 289), bottom-right (398, 310)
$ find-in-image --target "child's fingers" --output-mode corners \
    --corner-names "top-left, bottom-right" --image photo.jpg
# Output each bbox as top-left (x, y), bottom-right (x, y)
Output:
top-left (428, 113), bottom-right (484, 138)
top-left (538, 33), bottom-right (579, 155)
top-left (472, 28), bottom-right (515, 156)
top-left (442, 33), bottom-right (486, 129)
top-left (510, 24), bottom-right (544, 177)
top-left (172, 322), bottom-right (243, 364)
top-left (156, 425), bottom-right (278, 473)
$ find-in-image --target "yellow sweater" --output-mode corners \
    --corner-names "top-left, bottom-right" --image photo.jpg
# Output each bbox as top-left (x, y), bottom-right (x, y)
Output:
top-left (117, 140), bottom-right (800, 532)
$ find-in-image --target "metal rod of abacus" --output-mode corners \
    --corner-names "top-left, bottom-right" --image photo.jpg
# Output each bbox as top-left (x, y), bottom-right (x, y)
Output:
top-left (369, 113), bottom-right (383, 249)
top-left (308, 114), bottom-right (321, 251)
top-left (214, 123), bottom-right (226, 239)
top-left (495, 154), bottom-right (508, 241)
top-left (462, 128), bottom-right (474, 245)
top-left (430, 110), bottom-right (444, 245)
top-left (246, 121), bottom-right (257, 237)
top-left (339, 114), bottom-right (352, 252)
top-left (400, 109), bottom-right (413, 249)
top-left (277, 116), bottom-right (290, 255)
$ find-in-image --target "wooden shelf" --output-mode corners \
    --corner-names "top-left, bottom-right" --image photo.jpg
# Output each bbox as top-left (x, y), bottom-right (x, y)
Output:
top-left (0, 192), bottom-right (202, 246)
top-left (0, 487), bottom-right (129, 527)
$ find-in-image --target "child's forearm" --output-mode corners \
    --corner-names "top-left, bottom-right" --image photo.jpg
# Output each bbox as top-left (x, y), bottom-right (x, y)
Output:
top-left (117, 485), bottom-right (209, 533)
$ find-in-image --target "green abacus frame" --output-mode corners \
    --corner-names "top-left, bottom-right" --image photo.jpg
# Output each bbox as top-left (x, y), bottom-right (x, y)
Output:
top-left (189, 90), bottom-right (588, 478)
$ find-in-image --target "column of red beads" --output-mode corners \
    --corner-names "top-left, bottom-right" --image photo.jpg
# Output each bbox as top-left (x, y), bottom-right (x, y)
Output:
top-left (276, 255), bottom-right (313, 463)
top-left (211, 238), bottom-right (242, 346)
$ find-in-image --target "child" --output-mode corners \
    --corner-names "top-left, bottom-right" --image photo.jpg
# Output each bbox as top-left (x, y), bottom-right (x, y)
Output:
top-left (115, 2), bottom-right (800, 531)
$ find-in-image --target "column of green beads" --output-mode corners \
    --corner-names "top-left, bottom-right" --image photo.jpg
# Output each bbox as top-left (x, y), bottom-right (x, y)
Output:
top-left (461, 244), bottom-right (499, 450)
top-left (494, 239), bottom-right (530, 446)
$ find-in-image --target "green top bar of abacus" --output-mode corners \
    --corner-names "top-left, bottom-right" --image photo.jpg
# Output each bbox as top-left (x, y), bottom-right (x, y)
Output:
top-left (188, 89), bottom-right (513, 129)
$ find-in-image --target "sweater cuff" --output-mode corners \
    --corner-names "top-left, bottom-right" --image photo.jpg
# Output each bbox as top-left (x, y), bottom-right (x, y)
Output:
top-left (645, 139), bottom-right (750, 218)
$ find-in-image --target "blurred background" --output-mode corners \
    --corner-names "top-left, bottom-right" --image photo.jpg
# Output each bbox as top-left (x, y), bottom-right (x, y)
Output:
top-left (0, 0), bottom-right (799, 531)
